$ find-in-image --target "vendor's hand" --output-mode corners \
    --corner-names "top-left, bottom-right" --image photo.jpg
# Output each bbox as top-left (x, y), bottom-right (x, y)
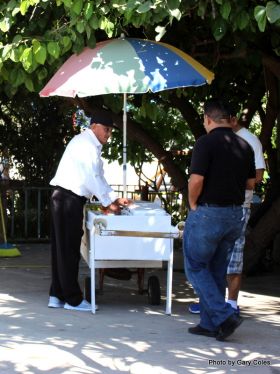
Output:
top-left (116, 197), bottom-right (133, 207)
top-left (102, 202), bottom-right (121, 215)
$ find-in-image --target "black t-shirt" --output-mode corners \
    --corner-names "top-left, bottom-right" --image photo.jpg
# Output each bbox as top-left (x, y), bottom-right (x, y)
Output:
top-left (190, 127), bottom-right (256, 205)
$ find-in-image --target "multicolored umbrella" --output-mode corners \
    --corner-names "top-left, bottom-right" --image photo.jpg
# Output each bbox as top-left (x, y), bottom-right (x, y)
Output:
top-left (40, 36), bottom-right (214, 195)
top-left (40, 37), bottom-right (214, 97)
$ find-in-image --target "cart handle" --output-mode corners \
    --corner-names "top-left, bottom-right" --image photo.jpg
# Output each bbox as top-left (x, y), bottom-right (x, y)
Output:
top-left (93, 218), bottom-right (184, 239)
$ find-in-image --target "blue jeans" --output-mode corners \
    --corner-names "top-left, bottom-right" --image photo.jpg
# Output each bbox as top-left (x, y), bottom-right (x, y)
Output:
top-left (183, 205), bottom-right (244, 331)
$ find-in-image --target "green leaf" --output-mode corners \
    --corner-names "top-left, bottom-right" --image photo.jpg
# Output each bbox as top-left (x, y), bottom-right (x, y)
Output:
top-left (33, 41), bottom-right (47, 65)
top-left (76, 20), bottom-right (85, 33)
top-left (25, 77), bottom-right (35, 92)
top-left (1, 66), bottom-right (9, 81)
top-left (167, 0), bottom-right (180, 9)
top-left (137, 1), bottom-right (153, 13)
top-left (47, 41), bottom-right (60, 59)
top-left (63, 0), bottom-right (72, 8)
top-left (73, 0), bottom-right (83, 15)
top-left (7, 0), bottom-right (18, 11)
top-left (9, 44), bottom-right (24, 63)
top-left (20, 47), bottom-right (33, 71)
top-left (220, 0), bottom-right (231, 20)
top-left (236, 10), bottom-right (250, 30)
top-left (87, 33), bottom-right (96, 48)
top-left (0, 17), bottom-right (11, 32)
top-left (100, 5), bottom-right (110, 14)
top-left (36, 67), bottom-right (48, 81)
top-left (254, 5), bottom-right (267, 32)
top-left (84, 2), bottom-right (94, 20)
top-left (85, 24), bottom-right (91, 40)
top-left (212, 18), bottom-right (227, 41)
top-left (104, 19), bottom-right (115, 37)
top-left (197, 1), bottom-right (207, 18)
top-left (70, 29), bottom-right (77, 41)
top-left (12, 34), bottom-right (23, 44)
top-left (9, 48), bottom-right (20, 62)
top-left (20, 0), bottom-right (29, 15)
top-left (11, 68), bottom-right (25, 87)
top-left (125, 0), bottom-right (139, 10)
top-left (12, 7), bottom-right (21, 16)
top-left (62, 35), bottom-right (72, 48)
top-left (89, 15), bottom-right (99, 29)
top-left (100, 17), bottom-right (108, 30)
top-left (266, 1), bottom-right (280, 23)
top-left (60, 36), bottom-right (72, 53)
top-left (2, 44), bottom-right (12, 60)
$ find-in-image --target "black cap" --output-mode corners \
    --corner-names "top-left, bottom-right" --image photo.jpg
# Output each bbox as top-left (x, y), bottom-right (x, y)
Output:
top-left (90, 112), bottom-right (114, 127)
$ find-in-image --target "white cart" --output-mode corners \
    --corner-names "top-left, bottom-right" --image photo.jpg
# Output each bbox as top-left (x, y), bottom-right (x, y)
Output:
top-left (81, 201), bottom-right (180, 314)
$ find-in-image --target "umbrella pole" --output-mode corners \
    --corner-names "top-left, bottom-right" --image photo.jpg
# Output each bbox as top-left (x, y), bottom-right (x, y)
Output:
top-left (122, 93), bottom-right (127, 198)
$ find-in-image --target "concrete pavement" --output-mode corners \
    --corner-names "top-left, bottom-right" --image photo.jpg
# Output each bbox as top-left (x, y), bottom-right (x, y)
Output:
top-left (0, 243), bottom-right (280, 374)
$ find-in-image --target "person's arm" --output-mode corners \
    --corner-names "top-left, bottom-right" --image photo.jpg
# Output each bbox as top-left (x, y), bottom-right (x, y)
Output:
top-left (246, 177), bottom-right (255, 191)
top-left (188, 174), bottom-right (204, 210)
top-left (255, 168), bottom-right (264, 184)
top-left (251, 135), bottom-right (265, 184)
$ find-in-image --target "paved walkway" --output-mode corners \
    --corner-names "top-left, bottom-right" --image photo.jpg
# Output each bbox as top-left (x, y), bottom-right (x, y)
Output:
top-left (0, 244), bottom-right (280, 374)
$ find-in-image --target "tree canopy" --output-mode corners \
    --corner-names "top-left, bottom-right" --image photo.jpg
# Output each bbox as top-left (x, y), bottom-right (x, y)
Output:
top-left (1, 0), bottom-right (280, 196)
top-left (0, 0), bottom-right (279, 95)
top-left (1, 0), bottom-right (279, 183)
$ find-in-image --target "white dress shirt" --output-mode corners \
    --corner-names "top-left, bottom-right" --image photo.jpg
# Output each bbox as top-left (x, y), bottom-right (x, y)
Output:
top-left (50, 128), bottom-right (116, 207)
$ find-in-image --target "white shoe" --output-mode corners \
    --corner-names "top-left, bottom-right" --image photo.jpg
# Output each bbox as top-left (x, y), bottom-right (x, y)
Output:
top-left (64, 299), bottom-right (99, 312)
top-left (48, 296), bottom-right (65, 308)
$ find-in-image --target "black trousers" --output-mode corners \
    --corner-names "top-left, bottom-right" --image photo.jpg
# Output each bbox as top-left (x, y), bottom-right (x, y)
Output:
top-left (50, 187), bottom-right (87, 306)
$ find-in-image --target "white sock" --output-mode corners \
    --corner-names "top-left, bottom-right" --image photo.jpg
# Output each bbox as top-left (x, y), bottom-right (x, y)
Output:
top-left (227, 299), bottom-right (238, 309)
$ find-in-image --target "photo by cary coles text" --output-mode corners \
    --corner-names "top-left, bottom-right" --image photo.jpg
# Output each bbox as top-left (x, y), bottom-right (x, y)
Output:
top-left (208, 359), bottom-right (271, 367)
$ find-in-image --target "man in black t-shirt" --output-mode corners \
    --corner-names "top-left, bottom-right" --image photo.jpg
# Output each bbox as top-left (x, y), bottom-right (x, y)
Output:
top-left (183, 98), bottom-right (255, 341)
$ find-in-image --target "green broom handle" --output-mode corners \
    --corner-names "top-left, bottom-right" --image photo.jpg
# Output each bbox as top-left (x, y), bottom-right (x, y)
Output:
top-left (0, 196), bottom-right (7, 243)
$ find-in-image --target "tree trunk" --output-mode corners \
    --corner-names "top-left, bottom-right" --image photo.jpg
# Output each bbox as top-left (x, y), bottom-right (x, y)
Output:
top-left (243, 197), bottom-right (280, 274)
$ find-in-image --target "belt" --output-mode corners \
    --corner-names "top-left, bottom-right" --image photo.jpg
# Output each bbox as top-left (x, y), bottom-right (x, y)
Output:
top-left (199, 203), bottom-right (240, 207)
top-left (55, 186), bottom-right (87, 203)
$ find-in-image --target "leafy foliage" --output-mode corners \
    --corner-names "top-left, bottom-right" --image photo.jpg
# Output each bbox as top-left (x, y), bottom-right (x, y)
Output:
top-left (0, 0), bottom-right (279, 191)
top-left (0, 93), bottom-right (74, 183)
top-left (0, 1), bottom-right (279, 97)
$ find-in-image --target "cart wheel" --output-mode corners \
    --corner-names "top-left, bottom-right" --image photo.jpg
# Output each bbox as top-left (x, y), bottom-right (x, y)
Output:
top-left (84, 276), bottom-right (91, 303)
top-left (147, 275), bottom-right (161, 305)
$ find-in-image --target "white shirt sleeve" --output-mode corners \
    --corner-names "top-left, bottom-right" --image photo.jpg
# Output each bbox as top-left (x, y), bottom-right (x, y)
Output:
top-left (237, 128), bottom-right (266, 170)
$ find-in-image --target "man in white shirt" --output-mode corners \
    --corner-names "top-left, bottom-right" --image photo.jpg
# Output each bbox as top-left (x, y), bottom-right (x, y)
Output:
top-left (226, 115), bottom-right (266, 313)
top-left (48, 112), bottom-right (131, 312)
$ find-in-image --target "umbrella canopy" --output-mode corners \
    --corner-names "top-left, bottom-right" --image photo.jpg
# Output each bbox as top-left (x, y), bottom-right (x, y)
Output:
top-left (40, 37), bottom-right (214, 97)
top-left (40, 37), bottom-right (214, 196)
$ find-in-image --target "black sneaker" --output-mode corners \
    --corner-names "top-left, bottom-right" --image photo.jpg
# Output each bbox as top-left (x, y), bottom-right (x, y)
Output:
top-left (216, 315), bottom-right (244, 341)
top-left (188, 324), bottom-right (217, 337)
